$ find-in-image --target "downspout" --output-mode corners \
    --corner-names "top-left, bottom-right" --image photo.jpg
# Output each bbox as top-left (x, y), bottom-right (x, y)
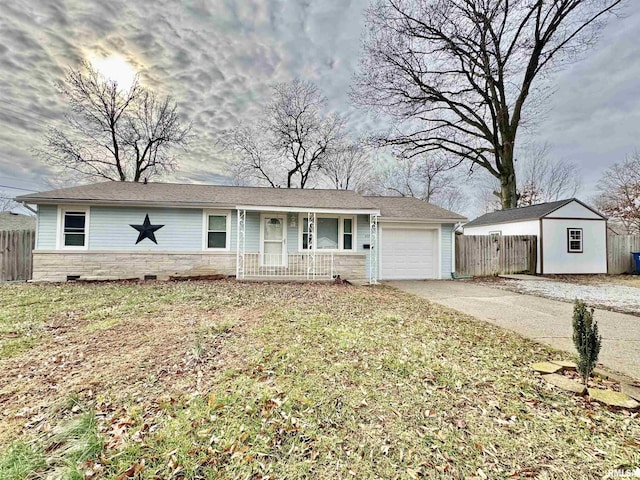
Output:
top-left (451, 222), bottom-right (460, 276)
top-left (21, 202), bottom-right (37, 214)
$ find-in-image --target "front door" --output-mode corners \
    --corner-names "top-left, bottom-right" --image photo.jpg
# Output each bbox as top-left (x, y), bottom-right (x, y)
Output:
top-left (262, 216), bottom-right (286, 267)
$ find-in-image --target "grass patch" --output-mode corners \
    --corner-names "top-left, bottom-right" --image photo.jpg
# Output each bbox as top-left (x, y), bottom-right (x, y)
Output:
top-left (84, 317), bottom-right (123, 332)
top-left (0, 441), bottom-right (46, 480)
top-left (0, 281), bottom-right (638, 479)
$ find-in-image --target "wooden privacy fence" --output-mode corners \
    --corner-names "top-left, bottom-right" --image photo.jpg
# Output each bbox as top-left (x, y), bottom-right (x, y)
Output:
top-left (0, 230), bottom-right (35, 281)
top-left (456, 235), bottom-right (537, 277)
top-left (608, 235), bottom-right (640, 274)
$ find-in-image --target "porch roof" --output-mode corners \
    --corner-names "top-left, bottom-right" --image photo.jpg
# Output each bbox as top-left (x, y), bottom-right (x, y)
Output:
top-left (17, 181), bottom-right (380, 212)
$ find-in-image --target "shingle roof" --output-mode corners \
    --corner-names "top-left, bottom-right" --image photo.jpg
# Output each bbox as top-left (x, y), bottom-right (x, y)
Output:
top-left (365, 196), bottom-right (466, 221)
top-left (17, 182), bottom-right (469, 221)
top-left (0, 212), bottom-right (36, 231)
top-left (16, 181), bottom-right (379, 211)
top-left (464, 198), bottom-right (604, 228)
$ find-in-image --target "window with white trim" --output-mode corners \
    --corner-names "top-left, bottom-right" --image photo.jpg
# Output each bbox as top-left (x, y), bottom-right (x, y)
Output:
top-left (343, 218), bottom-right (353, 250)
top-left (567, 228), bottom-right (583, 253)
top-left (62, 210), bottom-right (87, 247)
top-left (300, 215), bottom-right (355, 251)
top-left (205, 212), bottom-right (230, 250)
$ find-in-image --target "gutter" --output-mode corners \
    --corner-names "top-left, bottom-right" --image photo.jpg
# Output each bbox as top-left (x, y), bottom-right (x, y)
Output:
top-left (378, 217), bottom-right (467, 224)
top-left (15, 198), bottom-right (381, 215)
top-left (20, 202), bottom-right (37, 214)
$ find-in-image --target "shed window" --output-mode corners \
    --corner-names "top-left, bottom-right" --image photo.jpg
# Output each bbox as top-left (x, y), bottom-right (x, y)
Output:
top-left (567, 228), bottom-right (583, 253)
top-left (63, 211), bottom-right (86, 247)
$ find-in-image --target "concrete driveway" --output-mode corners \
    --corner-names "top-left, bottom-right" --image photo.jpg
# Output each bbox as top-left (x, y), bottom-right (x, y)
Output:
top-left (387, 280), bottom-right (640, 380)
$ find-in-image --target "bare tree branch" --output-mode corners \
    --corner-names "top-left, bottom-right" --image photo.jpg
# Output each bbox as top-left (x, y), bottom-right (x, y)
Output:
top-left (595, 151), bottom-right (640, 234)
top-left (320, 141), bottom-right (374, 191)
top-left (224, 79), bottom-right (346, 189)
top-left (35, 61), bottom-right (190, 182)
top-left (372, 151), bottom-right (468, 211)
top-left (353, 0), bottom-right (623, 208)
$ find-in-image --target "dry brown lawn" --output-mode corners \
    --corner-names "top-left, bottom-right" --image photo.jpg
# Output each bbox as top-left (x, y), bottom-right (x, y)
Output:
top-left (0, 281), bottom-right (638, 479)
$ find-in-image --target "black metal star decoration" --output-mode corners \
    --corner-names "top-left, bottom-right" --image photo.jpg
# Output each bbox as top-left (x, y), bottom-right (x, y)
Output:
top-left (130, 214), bottom-right (164, 244)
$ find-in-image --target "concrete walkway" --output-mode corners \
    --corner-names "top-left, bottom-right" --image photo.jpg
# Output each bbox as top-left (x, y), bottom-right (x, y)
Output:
top-left (387, 280), bottom-right (639, 380)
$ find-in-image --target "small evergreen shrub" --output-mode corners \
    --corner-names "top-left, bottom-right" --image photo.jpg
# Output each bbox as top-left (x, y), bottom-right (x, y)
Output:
top-left (572, 300), bottom-right (602, 385)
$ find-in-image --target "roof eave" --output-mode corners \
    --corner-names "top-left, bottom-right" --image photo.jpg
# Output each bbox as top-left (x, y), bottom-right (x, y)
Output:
top-left (17, 198), bottom-right (239, 209)
top-left (464, 218), bottom-right (539, 228)
top-left (379, 216), bottom-right (467, 223)
top-left (18, 198), bottom-right (380, 214)
top-left (235, 205), bottom-right (380, 215)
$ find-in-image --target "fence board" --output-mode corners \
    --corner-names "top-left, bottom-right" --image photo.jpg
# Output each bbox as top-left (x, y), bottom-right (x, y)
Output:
top-left (0, 230), bottom-right (35, 281)
top-left (456, 235), bottom-right (537, 277)
top-left (607, 235), bottom-right (640, 274)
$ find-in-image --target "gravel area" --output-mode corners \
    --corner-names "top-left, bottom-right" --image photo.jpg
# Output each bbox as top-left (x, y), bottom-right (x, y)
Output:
top-left (478, 278), bottom-right (640, 316)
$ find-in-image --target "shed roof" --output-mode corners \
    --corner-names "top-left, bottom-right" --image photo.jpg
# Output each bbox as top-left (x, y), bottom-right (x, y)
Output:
top-left (464, 198), bottom-right (605, 228)
top-left (365, 196), bottom-right (466, 221)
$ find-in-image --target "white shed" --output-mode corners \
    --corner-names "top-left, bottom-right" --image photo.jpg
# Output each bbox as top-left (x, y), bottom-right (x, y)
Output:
top-left (463, 199), bottom-right (607, 274)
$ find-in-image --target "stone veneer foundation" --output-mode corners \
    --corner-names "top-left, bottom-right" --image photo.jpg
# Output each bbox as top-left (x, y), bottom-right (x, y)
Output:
top-left (31, 251), bottom-right (367, 283)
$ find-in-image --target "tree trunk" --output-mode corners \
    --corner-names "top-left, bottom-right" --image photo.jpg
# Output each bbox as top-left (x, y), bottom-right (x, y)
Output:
top-left (499, 143), bottom-right (518, 210)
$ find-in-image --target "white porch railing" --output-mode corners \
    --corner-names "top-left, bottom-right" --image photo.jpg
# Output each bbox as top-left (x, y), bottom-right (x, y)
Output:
top-left (242, 253), bottom-right (335, 279)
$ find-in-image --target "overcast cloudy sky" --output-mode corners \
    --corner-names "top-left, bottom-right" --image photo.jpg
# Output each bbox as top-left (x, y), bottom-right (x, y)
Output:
top-left (1, 0), bottom-right (639, 216)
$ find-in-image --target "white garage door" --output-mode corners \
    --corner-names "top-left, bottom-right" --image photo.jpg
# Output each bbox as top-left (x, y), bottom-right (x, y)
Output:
top-left (380, 227), bottom-right (438, 280)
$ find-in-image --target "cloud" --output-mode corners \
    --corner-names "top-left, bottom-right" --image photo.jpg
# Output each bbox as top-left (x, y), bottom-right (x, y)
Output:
top-left (1, 0), bottom-right (639, 213)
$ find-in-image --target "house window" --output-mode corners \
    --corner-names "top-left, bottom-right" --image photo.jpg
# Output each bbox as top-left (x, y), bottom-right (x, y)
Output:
top-left (302, 217), bottom-right (310, 249)
top-left (62, 210), bottom-right (87, 248)
top-left (204, 212), bottom-right (230, 250)
top-left (343, 218), bottom-right (353, 250)
top-left (316, 217), bottom-right (339, 249)
top-left (567, 228), bottom-right (583, 253)
top-left (301, 215), bottom-right (355, 250)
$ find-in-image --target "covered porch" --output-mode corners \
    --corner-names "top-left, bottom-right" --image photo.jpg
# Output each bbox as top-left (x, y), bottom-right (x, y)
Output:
top-left (233, 207), bottom-right (379, 283)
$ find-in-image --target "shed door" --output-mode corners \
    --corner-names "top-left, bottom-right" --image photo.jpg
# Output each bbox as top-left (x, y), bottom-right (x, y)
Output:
top-left (380, 226), bottom-right (438, 280)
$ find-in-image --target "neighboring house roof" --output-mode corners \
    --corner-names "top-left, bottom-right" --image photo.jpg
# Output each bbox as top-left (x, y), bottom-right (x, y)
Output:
top-left (16, 181), bottom-right (467, 222)
top-left (464, 198), bottom-right (606, 228)
top-left (365, 196), bottom-right (467, 222)
top-left (0, 212), bottom-right (36, 231)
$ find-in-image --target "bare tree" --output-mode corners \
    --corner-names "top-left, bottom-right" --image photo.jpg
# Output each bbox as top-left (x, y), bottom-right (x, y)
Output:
top-left (225, 79), bottom-right (345, 188)
top-left (0, 192), bottom-right (20, 212)
top-left (517, 143), bottom-right (581, 206)
top-left (478, 142), bottom-right (582, 210)
top-left (375, 153), bottom-right (468, 210)
top-left (37, 61), bottom-right (190, 182)
top-left (320, 142), bottom-right (373, 191)
top-left (353, 0), bottom-right (623, 209)
top-left (595, 152), bottom-right (640, 234)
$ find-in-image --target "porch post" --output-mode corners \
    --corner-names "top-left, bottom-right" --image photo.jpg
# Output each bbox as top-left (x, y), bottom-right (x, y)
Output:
top-left (369, 214), bottom-right (378, 284)
top-left (236, 209), bottom-right (246, 279)
top-left (307, 211), bottom-right (316, 280)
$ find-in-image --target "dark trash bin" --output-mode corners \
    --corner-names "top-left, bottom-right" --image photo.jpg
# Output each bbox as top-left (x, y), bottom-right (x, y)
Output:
top-left (632, 252), bottom-right (640, 274)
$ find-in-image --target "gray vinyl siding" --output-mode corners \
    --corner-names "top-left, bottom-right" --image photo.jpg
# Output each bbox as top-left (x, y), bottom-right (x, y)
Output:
top-left (36, 205), bottom-right (57, 249)
top-left (243, 211), bottom-right (261, 252)
top-left (89, 207), bottom-right (204, 251)
top-left (440, 223), bottom-right (454, 278)
top-left (35, 206), bottom-right (377, 261)
top-left (357, 214), bottom-right (372, 277)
